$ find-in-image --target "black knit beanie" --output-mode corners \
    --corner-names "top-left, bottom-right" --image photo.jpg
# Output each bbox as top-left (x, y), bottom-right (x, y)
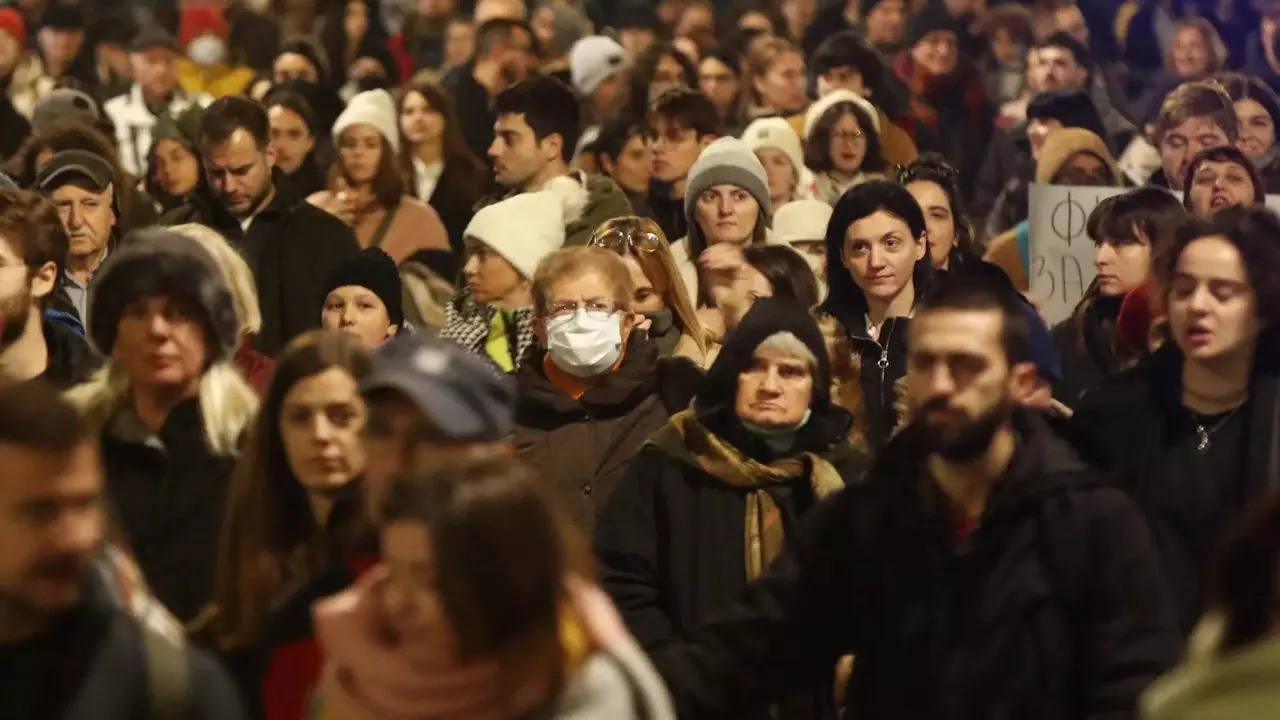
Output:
top-left (907, 3), bottom-right (964, 49)
top-left (323, 247), bottom-right (404, 326)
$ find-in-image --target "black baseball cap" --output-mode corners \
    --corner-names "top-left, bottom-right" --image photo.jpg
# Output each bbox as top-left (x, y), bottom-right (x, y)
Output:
top-left (360, 334), bottom-right (515, 442)
top-left (36, 150), bottom-right (114, 194)
top-left (129, 24), bottom-right (178, 54)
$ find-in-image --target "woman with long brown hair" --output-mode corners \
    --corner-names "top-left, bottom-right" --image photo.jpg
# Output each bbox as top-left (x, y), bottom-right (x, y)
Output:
top-left (209, 329), bottom-right (373, 720)
top-left (589, 216), bottom-right (711, 366)
top-left (397, 80), bottom-right (486, 260)
top-left (308, 89), bottom-right (451, 268)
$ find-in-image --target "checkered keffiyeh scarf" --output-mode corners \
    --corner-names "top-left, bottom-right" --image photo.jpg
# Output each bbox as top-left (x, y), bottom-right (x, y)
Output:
top-left (438, 289), bottom-right (536, 374)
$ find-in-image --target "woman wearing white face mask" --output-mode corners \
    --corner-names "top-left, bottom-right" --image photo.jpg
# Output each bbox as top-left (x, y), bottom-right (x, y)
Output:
top-left (175, 5), bottom-right (255, 98)
top-left (514, 247), bottom-right (703, 534)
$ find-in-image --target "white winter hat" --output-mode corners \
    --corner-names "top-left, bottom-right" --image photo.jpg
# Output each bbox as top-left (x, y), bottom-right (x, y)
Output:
top-left (770, 200), bottom-right (834, 245)
top-left (464, 192), bottom-right (565, 280)
top-left (332, 88), bottom-right (400, 153)
top-left (570, 35), bottom-right (627, 97)
top-left (742, 117), bottom-right (805, 177)
top-left (802, 89), bottom-right (881, 140)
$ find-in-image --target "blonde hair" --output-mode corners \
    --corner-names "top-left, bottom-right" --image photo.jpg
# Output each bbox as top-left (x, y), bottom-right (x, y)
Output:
top-left (65, 361), bottom-right (258, 457)
top-left (1166, 18), bottom-right (1227, 76)
top-left (531, 246), bottom-right (635, 317)
top-left (168, 223), bottom-right (263, 336)
top-left (591, 216), bottom-right (709, 357)
top-left (745, 37), bottom-right (802, 105)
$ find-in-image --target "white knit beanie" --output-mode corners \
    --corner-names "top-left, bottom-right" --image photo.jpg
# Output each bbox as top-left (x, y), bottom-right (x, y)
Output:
top-left (464, 192), bottom-right (565, 279)
top-left (332, 89), bottom-right (400, 153)
top-left (803, 89), bottom-right (881, 140)
top-left (742, 117), bottom-right (805, 178)
top-left (769, 199), bottom-right (834, 245)
top-left (684, 136), bottom-right (773, 225)
top-left (570, 35), bottom-right (627, 97)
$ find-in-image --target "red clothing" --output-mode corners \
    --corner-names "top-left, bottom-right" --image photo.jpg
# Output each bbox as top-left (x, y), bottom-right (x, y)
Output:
top-left (235, 335), bottom-right (276, 395)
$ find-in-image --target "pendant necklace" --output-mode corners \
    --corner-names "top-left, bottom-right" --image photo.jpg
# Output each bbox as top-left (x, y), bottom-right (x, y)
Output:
top-left (1192, 408), bottom-right (1240, 454)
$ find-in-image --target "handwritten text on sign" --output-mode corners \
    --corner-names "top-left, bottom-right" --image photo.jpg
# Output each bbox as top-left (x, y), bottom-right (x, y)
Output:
top-left (1028, 184), bottom-right (1128, 325)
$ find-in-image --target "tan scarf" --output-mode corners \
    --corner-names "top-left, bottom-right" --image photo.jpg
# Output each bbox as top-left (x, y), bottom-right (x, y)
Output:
top-left (654, 409), bottom-right (846, 579)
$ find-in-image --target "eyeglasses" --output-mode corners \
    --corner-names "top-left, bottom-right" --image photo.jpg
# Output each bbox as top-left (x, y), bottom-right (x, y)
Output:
top-left (547, 298), bottom-right (618, 318)
top-left (589, 229), bottom-right (664, 255)
top-left (831, 130), bottom-right (865, 143)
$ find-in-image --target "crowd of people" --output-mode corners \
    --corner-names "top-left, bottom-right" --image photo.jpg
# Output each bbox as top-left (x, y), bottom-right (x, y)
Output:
top-left (4, 0), bottom-right (1280, 718)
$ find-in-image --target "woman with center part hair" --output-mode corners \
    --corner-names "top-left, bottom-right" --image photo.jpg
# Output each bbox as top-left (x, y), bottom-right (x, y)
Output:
top-left (1219, 72), bottom-right (1280, 190)
top-left (207, 330), bottom-right (373, 720)
top-left (307, 89), bottom-right (450, 267)
top-left (596, 298), bottom-right (866, 720)
top-left (439, 191), bottom-right (566, 374)
top-left (802, 89), bottom-right (888, 205)
top-left (820, 180), bottom-right (933, 449)
top-left (1073, 206), bottom-right (1280, 633)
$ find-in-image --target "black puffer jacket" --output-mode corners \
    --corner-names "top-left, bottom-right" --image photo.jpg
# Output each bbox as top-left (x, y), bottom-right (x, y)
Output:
top-left (654, 410), bottom-right (1180, 720)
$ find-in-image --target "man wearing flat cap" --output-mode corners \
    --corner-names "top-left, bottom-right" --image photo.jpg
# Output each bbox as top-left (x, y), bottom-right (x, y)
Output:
top-left (104, 24), bottom-right (212, 178)
top-left (36, 149), bottom-right (118, 326)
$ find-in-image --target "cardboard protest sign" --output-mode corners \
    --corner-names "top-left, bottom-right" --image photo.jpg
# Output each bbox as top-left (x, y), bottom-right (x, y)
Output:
top-left (1027, 184), bottom-right (1128, 325)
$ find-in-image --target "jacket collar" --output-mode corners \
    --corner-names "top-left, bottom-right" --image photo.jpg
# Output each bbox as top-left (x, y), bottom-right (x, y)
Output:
top-left (516, 334), bottom-right (659, 420)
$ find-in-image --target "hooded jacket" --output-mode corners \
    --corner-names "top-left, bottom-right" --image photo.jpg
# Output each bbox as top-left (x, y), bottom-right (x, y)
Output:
top-left (596, 299), bottom-right (867, 720)
top-left (515, 334), bottom-right (702, 534)
top-left (477, 170), bottom-right (633, 247)
top-left (1071, 343), bottom-right (1280, 631)
top-left (652, 409), bottom-right (1180, 720)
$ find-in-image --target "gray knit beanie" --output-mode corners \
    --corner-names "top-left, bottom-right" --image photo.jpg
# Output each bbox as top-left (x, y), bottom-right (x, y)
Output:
top-left (683, 136), bottom-right (773, 244)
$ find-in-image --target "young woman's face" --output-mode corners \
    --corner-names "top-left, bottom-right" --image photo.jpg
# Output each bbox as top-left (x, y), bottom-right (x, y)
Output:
top-left (695, 185), bottom-right (761, 246)
top-left (152, 138), bottom-right (200, 199)
top-left (380, 520), bottom-right (460, 662)
top-left (1234, 98), bottom-right (1276, 162)
top-left (698, 56), bottom-right (739, 115)
top-left (828, 112), bottom-right (867, 175)
top-left (1170, 25), bottom-right (1210, 78)
top-left (1094, 233), bottom-right (1151, 297)
top-left (269, 105), bottom-right (317, 175)
top-left (463, 243), bottom-right (525, 306)
top-left (1187, 160), bottom-right (1255, 219)
top-left (280, 366), bottom-right (368, 497)
top-left (400, 90), bottom-right (446, 148)
top-left (755, 148), bottom-right (797, 206)
top-left (1166, 235), bottom-right (1260, 363)
top-left (842, 209), bottom-right (925, 304)
top-left (905, 180), bottom-right (957, 269)
top-left (754, 51), bottom-right (806, 114)
top-left (338, 124), bottom-right (384, 185)
top-left (321, 285), bottom-right (397, 349)
top-left (622, 254), bottom-right (665, 314)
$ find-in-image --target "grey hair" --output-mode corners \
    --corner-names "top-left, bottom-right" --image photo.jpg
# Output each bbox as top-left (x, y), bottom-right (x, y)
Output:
top-left (755, 331), bottom-right (817, 370)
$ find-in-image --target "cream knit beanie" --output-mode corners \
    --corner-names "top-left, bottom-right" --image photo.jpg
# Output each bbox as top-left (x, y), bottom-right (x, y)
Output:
top-left (803, 89), bottom-right (881, 140)
top-left (332, 89), bottom-right (401, 153)
top-left (464, 192), bottom-right (566, 279)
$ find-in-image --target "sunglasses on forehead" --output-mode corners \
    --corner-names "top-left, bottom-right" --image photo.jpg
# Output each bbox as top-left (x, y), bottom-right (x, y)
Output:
top-left (588, 228), bottom-right (664, 254)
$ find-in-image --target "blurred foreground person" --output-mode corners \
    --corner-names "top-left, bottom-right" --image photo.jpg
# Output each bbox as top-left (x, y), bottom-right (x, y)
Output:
top-left (0, 382), bottom-right (244, 720)
top-left (313, 458), bottom-right (674, 720)
top-left (653, 277), bottom-right (1179, 719)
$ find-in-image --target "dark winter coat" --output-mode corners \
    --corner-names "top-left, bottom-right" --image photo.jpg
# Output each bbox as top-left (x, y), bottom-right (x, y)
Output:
top-left (38, 314), bottom-right (100, 389)
top-left (831, 314), bottom-right (912, 450)
top-left (892, 53), bottom-right (994, 200)
top-left (101, 398), bottom-right (237, 622)
top-left (972, 125), bottom-right (1032, 220)
top-left (647, 185), bottom-right (687, 244)
top-left (653, 410), bottom-right (1180, 720)
top-left (446, 62), bottom-right (496, 162)
top-left (515, 335), bottom-right (701, 533)
top-left (0, 570), bottom-right (245, 720)
top-left (1051, 294), bottom-right (1125, 406)
top-left (1071, 343), bottom-right (1280, 630)
top-left (162, 173), bottom-right (361, 356)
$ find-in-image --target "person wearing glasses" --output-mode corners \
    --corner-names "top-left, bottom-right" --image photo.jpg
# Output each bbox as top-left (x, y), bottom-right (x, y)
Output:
top-left (802, 89), bottom-right (888, 206)
top-left (513, 246), bottom-right (702, 534)
top-left (590, 216), bottom-right (713, 367)
top-left (595, 297), bottom-right (866, 718)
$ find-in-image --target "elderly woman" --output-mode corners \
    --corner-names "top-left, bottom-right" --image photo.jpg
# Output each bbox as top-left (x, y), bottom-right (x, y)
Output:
top-left (1183, 145), bottom-right (1266, 220)
top-left (589, 216), bottom-right (711, 366)
top-left (596, 297), bottom-right (866, 719)
top-left (66, 229), bottom-right (259, 622)
top-left (1074, 206), bottom-right (1280, 632)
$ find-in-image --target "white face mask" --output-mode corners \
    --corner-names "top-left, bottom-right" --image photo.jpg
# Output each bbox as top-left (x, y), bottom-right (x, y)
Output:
top-left (545, 308), bottom-right (624, 378)
top-left (187, 35), bottom-right (227, 67)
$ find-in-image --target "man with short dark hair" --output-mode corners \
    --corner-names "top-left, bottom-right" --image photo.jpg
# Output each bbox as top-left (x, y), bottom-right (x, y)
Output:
top-left (163, 95), bottom-right (359, 355)
top-left (445, 18), bottom-right (537, 160)
top-left (645, 87), bottom-right (720, 241)
top-left (484, 75), bottom-right (631, 246)
top-left (0, 382), bottom-right (245, 719)
top-left (103, 25), bottom-right (211, 178)
top-left (593, 117), bottom-right (655, 220)
top-left (0, 189), bottom-right (98, 388)
top-left (651, 276), bottom-right (1180, 718)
